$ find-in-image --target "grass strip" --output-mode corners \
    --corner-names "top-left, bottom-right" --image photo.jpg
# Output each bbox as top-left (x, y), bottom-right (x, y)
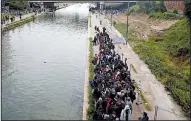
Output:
top-left (87, 37), bottom-right (95, 120)
top-left (135, 82), bottom-right (152, 111)
top-left (114, 19), bottom-right (190, 117)
top-left (130, 64), bottom-right (137, 74)
top-left (89, 14), bottom-right (92, 27)
top-left (2, 15), bottom-right (36, 31)
top-left (130, 63), bottom-right (151, 110)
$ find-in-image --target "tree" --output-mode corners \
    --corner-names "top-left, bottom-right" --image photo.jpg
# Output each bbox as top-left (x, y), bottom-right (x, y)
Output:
top-left (183, 0), bottom-right (191, 21)
top-left (159, 0), bottom-right (167, 13)
top-left (9, 0), bottom-right (29, 10)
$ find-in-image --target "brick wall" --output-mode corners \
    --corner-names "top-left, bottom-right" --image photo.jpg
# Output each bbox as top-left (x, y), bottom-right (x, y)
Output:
top-left (164, 1), bottom-right (184, 13)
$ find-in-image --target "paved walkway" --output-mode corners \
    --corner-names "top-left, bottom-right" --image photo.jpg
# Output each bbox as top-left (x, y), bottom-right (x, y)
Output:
top-left (90, 13), bottom-right (186, 120)
top-left (1, 12), bottom-right (44, 29)
top-left (2, 13), bottom-right (34, 27)
top-left (88, 13), bottom-right (144, 120)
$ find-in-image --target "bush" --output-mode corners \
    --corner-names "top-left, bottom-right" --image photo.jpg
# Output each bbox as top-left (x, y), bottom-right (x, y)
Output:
top-left (136, 1), bottom-right (167, 14)
top-left (126, 4), bottom-right (141, 14)
top-left (164, 18), bottom-right (190, 57)
top-left (149, 12), bottom-right (182, 19)
top-left (173, 8), bottom-right (178, 14)
top-left (128, 1), bottom-right (168, 16)
top-left (114, 19), bottom-right (190, 117)
top-left (183, 0), bottom-right (191, 20)
top-left (9, 0), bottom-right (29, 10)
top-left (113, 21), bottom-right (116, 26)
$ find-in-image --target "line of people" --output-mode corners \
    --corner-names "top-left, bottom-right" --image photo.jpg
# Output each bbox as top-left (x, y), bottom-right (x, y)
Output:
top-left (89, 24), bottom-right (149, 120)
top-left (90, 25), bottom-right (135, 120)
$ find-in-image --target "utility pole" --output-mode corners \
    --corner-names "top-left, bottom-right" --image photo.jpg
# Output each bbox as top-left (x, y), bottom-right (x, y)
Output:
top-left (111, 6), bottom-right (112, 26)
top-left (126, 0), bottom-right (130, 45)
top-left (104, 2), bottom-right (106, 17)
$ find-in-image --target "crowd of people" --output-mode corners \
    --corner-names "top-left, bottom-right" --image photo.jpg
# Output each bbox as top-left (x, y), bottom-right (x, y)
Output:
top-left (1, 8), bottom-right (45, 25)
top-left (89, 22), bottom-right (149, 120)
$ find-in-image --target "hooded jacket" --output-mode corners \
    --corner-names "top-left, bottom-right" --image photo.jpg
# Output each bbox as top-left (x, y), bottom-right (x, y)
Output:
top-left (125, 97), bottom-right (133, 112)
top-left (120, 105), bottom-right (131, 121)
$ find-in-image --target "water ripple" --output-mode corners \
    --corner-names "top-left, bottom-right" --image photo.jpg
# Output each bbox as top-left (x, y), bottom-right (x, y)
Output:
top-left (2, 4), bottom-right (89, 120)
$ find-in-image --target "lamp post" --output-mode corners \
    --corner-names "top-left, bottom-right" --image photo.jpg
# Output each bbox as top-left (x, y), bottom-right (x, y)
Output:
top-left (111, 6), bottom-right (112, 26)
top-left (126, 0), bottom-right (130, 45)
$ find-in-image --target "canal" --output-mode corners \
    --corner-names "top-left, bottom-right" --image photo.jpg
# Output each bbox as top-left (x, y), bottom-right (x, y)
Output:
top-left (2, 4), bottom-right (89, 120)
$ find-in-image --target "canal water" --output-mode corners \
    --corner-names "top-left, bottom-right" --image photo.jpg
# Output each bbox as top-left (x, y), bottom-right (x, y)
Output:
top-left (2, 4), bottom-right (89, 120)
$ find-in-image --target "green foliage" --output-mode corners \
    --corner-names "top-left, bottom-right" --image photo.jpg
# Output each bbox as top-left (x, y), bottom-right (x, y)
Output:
top-left (89, 15), bottom-right (92, 27)
top-left (136, 1), bottom-right (166, 13)
top-left (149, 12), bottom-right (182, 19)
top-left (183, 0), bottom-right (191, 20)
top-left (114, 19), bottom-right (190, 117)
top-left (173, 8), bottom-right (178, 14)
top-left (165, 18), bottom-right (190, 57)
top-left (128, 1), bottom-right (175, 19)
top-left (3, 15), bottom-right (35, 31)
top-left (113, 22), bottom-right (127, 38)
top-left (134, 81), bottom-right (152, 111)
top-left (1, 14), bottom-right (15, 19)
top-left (130, 64), bottom-right (137, 73)
top-left (126, 4), bottom-right (141, 14)
top-left (151, 1), bottom-right (166, 13)
top-left (9, 0), bottom-right (29, 10)
top-left (159, 0), bottom-right (167, 13)
top-left (113, 21), bottom-right (116, 26)
top-left (87, 38), bottom-right (95, 120)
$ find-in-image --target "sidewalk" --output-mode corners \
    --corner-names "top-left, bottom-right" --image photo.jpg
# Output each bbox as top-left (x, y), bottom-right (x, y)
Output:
top-left (90, 13), bottom-right (186, 120)
top-left (1, 12), bottom-right (44, 29)
top-left (2, 13), bottom-right (34, 27)
top-left (89, 13), bottom-right (144, 120)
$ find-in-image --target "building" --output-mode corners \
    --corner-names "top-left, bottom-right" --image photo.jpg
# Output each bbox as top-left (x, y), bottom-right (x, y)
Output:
top-left (1, 0), bottom-right (10, 12)
top-left (164, 1), bottom-right (184, 13)
top-left (96, 2), bottom-right (100, 9)
top-left (100, 1), bottom-right (105, 10)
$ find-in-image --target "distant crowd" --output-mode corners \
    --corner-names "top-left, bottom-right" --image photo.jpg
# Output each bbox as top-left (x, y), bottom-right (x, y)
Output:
top-left (1, 8), bottom-right (46, 25)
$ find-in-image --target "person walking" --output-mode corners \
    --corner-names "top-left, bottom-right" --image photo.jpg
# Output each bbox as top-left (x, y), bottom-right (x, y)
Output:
top-left (139, 112), bottom-right (149, 121)
top-left (94, 35), bottom-right (97, 45)
top-left (19, 13), bottom-right (22, 20)
top-left (120, 105), bottom-right (131, 121)
top-left (125, 97), bottom-right (133, 114)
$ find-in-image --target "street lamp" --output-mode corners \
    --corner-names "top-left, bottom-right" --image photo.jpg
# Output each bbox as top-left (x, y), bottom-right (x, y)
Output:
top-left (111, 6), bottom-right (112, 26)
top-left (126, 0), bottom-right (130, 45)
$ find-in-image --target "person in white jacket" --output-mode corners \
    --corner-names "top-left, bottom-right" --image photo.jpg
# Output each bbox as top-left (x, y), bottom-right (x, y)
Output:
top-left (120, 105), bottom-right (132, 121)
top-left (125, 97), bottom-right (133, 114)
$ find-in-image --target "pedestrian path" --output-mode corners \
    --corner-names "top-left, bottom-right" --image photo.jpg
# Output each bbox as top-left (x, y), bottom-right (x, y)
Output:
top-left (90, 13), bottom-right (145, 120)
top-left (97, 15), bottom-right (126, 44)
top-left (2, 13), bottom-right (35, 27)
top-left (93, 13), bottom-right (186, 120)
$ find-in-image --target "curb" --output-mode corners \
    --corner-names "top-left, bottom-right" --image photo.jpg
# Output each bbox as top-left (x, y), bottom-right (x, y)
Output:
top-left (82, 14), bottom-right (91, 120)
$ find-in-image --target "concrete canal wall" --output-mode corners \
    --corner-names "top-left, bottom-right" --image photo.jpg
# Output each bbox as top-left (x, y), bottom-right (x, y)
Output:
top-left (82, 12), bottom-right (91, 120)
